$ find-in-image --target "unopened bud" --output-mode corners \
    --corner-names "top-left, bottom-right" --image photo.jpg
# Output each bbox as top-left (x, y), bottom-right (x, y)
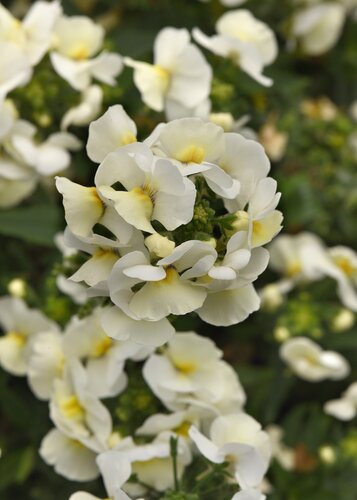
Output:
top-left (332, 309), bottom-right (355, 332)
top-left (274, 326), bottom-right (291, 343)
top-left (145, 234), bottom-right (175, 258)
top-left (8, 278), bottom-right (26, 298)
top-left (319, 446), bottom-right (336, 465)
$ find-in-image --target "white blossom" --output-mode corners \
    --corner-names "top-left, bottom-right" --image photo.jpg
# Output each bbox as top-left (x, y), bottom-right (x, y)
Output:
top-left (280, 337), bottom-right (350, 382)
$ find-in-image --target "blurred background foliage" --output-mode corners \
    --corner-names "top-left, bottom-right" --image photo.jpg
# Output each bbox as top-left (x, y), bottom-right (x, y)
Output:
top-left (0, 0), bottom-right (357, 499)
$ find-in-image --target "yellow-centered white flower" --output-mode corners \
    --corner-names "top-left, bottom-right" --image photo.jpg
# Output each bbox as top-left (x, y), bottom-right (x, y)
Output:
top-left (124, 27), bottom-right (211, 114)
top-left (96, 144), bottom-right (196, 234)
top-left (193, 9), bottom-right (277, 86)
top-left (50, 15), bottom-right (123, 90)
top-left (280, 337), bottom-right (350, 382)
top-left (49, 358), bottom-right (112, 452)
top-left (0, 1), bottom-right (61, 65)
top-left (0, 297), bottom-right (59, 376)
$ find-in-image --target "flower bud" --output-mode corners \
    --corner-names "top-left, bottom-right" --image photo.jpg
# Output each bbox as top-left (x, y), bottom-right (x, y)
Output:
top-left (7, 278), bottom-right (26, 298)
top-left (332, 309), bottom-right (355, 332)
top-left (145, 234), bottom-right (175, 258)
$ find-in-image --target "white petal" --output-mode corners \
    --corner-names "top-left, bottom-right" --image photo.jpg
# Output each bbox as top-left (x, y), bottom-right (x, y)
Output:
top-left (197, 285), bottom-right (260, 326)
top-left (40, 428), bottom-right (99, 481)
top-left (101, 306), bottom-right (175, 347)
top-left (56, 177), bottom-right (104, 237)
top-left (87, 105), bottom-right (137, 163)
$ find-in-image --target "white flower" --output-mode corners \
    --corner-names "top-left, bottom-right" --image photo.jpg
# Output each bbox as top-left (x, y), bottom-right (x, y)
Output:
top-left (193, 9), bottom-right (277, 86)
top-left (0, 297), bottom-right (58, 376)
top-left (63, 308), bottom-right (152, 398)
top-left (226, 178), bottom-right (283, 249)
top-left (96, 144), bottom-right (197, 233)
top-left (86, 105), bottom-right (137, 163)
top-left (107, 241), bottom-right (215, 321)
top-left (115, 432), bottom-right (191, 492)
top-left (40, 428), bottom-right (99, 481)
top-left (12, 131), bottom-right (81, 176)
top-left (0, 1), bottom-right (61, 65)
top-left (324, 382), bottom-right (357, 421)
top-left (196, 234), bottom-right (270, 326)
top-left (0, 41), bottom-right (31, 99)
top-left (50, 358), bottom-right (112, 452)
top-left (61, 85), bottom-right (103, 130)
top-left (268, 232), bottom-right (329, 281)
top-left (280, 337), bottom-right (350, 382)
top-left (27, 330), bottom-right (64, 400)
top-left (50, 15), bottom-right (123, 90)
top-left (216, 133), bottom-right (270, 210)
top-left (143, 332), bottom-right (246, 414)
top-left (136, 409), bottom-right (200, 441)
top-left (150, 118), bottom-right (240, 199)
top-left (291, 3), bottom-right (346, 55)
top-left (189, 413), bottom-right (271, 489)
top-left (124, 27), bottom-right (211, 114)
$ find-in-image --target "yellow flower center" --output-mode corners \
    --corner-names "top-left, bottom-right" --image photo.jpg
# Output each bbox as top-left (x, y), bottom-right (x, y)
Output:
top-left (176, 145), bottom-right (205, 164)
top-left (68, 43), bottom-right (90, 60)
top-left (92, 336), bottom-right (113, 358)
top-left (60, 395), bottom-right (85, 419)
top-left (7, 331), bottom-right (26, 346)
top-left (287, 261), bottom-right (302, 277)
top-left (121, 133), bottom-right (137, 146)
top-left (174, 421), bottom-right (192, 437)
top-left (154, 64), bottom-right (171, 93)
top-left (334, 257), bottom-right (355, 276)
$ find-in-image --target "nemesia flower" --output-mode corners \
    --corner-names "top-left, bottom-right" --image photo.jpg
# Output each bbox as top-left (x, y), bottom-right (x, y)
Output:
top-left (216, 132), bottom-right (270, 210)
top-left (291, 2), bottom-right (346, 55)
top-left (12, 131), bottom-right (81, 176)
top-left (324, 382), bottom-right (357, 421)
top-left (280, 337), bottom-right (350, 382)
top-left (193, 9), bottom-right (278, 86)
top-left (124, 27), bottom-right (211, 114)
top-left (143, 332), bottom-right (246, 413)
top-left (0, 296), bottom-right (59, 376)
top-left (196, 233), bottom-right (270, 326)
top-left (61, 85), bottom-right (103, 130)
top-left (0, 1), bottom-right (61, 65)
top-left (96, 144), bottom-right (197, 233)
top-left (107, 241), bottom-right (215, 322)
top-left (40, 427), bottom-right (100, 481)
top-left (50, 358), bottom-right (112, 452)
top-left (149, 118), bottom-right (240, 199)
top-left (115, 432), bottom-right (192, 492)
top-left (50, 15), bottom-right (123, 90)
top-left (63, 308), bottom-right (153, 398)
top-left (225, 178), bottom-right (283, 249)
top-left (189, 413), bottom-right (271, 489)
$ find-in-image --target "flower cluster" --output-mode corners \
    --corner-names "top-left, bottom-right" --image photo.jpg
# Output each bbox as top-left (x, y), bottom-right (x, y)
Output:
top-left (0, 297), bottom-right (272, 499)
top-left (56, 105), bottom-right (282, 343)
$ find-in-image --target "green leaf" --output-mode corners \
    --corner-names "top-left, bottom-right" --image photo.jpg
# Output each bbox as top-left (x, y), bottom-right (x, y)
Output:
top-left (0, 205), bottom-right (61, 246)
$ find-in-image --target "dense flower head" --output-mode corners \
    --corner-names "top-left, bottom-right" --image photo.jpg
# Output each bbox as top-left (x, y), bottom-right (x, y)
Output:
top-left (56, 105), bottom-right (282, 341)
